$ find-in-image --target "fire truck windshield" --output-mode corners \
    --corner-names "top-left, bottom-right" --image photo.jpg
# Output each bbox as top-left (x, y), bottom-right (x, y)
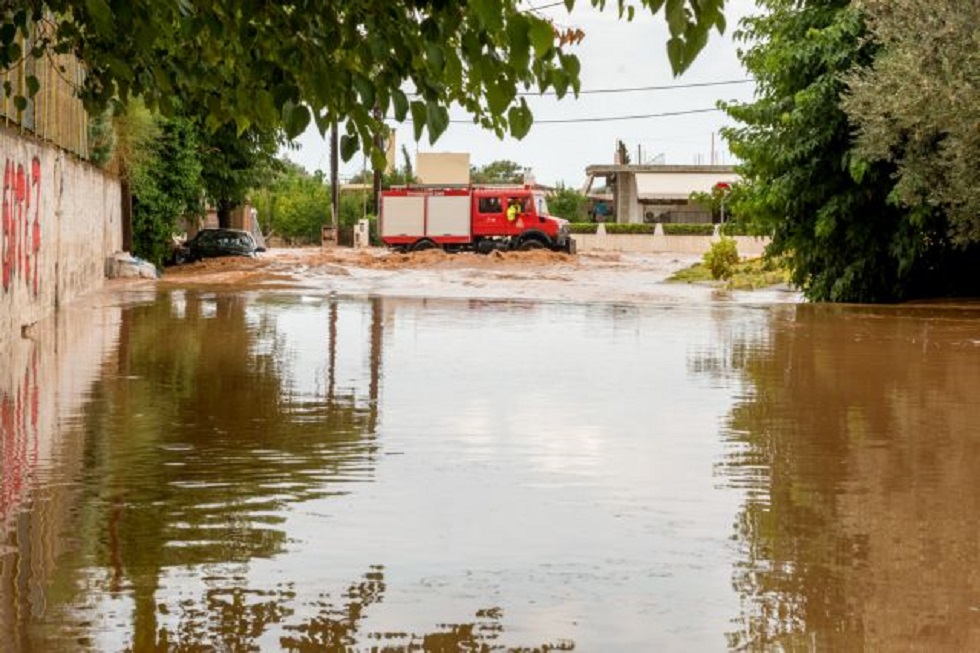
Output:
top-left (535, 194), bottom-right (549, 216)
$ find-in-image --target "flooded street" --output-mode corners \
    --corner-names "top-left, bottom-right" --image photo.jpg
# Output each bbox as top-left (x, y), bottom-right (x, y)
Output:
top-left (2, 263), bottom-right (980, 650)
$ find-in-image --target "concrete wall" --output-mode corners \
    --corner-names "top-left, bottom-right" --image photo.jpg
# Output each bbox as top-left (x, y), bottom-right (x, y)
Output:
top-left (574, 232), bottom-right (770, 258)
top-left (0, 127), bottom-right (121, 352)
top-left (614, 172), bottom-right (639, 224)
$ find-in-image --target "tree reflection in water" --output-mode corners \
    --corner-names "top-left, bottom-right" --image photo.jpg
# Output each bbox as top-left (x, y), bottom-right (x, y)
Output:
top-left (144, 566), bottom-right (572, 652)
top-left (699, 304), bottom-right (980, 651)
top-left (3, 292), bottom-right (577, 652)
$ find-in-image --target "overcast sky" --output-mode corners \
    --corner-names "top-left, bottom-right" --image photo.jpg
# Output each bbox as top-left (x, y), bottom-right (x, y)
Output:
top-left (287, 0), bottom-right (759, 188)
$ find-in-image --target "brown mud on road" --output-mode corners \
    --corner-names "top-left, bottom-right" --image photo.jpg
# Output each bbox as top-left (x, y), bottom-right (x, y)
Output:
top-left (156, 247), bottom-right (801, 304)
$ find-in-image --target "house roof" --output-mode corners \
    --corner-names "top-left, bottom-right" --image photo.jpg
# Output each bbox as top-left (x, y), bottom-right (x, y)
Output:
top-left (582, 164), bottom-right (739, 199)
top-left (585, 164), bottom-right (736, 175)
top-left (634, 171), bottom-right (739, 200)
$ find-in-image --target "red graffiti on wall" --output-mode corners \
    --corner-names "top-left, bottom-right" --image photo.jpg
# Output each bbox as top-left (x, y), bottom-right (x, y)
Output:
top-left (1, 157), bottom-right (42, 296)
top-left (0, 350), bottom-right (39, 525)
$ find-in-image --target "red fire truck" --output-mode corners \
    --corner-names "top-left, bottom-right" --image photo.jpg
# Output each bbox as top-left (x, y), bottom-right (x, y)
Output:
top-left (380, 186), bottom-right (576, 254)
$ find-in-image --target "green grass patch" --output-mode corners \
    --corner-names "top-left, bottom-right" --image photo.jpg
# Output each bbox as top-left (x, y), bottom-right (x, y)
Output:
top-left (726, 257), bottom-right (791, 289)
top-left (668, 263), bottom-right (715, 283)
top-left (669, 256), bottom-right (790, 290)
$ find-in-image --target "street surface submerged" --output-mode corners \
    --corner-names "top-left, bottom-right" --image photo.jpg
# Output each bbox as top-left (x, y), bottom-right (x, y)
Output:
top-left (2, 249), bottom-right (979, 651)
top-left (154, 247), bottom-right (795, 305)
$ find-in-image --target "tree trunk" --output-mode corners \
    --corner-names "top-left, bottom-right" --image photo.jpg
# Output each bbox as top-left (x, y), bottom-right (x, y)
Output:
top-left (217, 198), bottom-right (233, 228)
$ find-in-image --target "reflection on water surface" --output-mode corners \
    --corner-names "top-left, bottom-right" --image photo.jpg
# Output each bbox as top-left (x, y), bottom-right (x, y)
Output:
top-left (713, 304), bottom-right (980, 651)
top-left (1, 292), bottom-right (979, 651)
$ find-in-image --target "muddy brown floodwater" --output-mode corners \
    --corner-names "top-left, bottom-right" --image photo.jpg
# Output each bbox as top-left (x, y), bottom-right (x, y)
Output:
top-left (153, 247), bottom-right (796, 305)
top-left (2, 249), bottom-right (979, 651)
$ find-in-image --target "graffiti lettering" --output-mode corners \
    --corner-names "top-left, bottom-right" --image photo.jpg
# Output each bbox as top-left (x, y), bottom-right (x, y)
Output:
top-left (1, 156), bottom-right (42, 296)
top-left (0, 349), bottom-right (39, 525)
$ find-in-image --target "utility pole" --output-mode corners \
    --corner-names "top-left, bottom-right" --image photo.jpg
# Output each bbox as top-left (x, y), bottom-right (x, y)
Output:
top-left (372, 107), bottom-right (383, 217)
top-left (330, 122), bottom-right (339, 230)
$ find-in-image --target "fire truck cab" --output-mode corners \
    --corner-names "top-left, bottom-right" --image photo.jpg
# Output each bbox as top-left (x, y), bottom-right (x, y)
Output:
top-left (380, 186), bottom-right (575, 254)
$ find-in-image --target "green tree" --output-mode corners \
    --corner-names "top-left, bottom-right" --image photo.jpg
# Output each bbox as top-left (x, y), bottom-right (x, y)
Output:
top-left (128, 113), bottom-right (203, 265)
top-left (252, 161), bottom-right (331, 244)
top-left (382, 145), bottom-right (419, 187)
top-left (842, 0), bottom-right (980, 246)
top-left (339, 189), bottom-right (373, 228)
top-left (196, 120), bottom-right (284, 227)
top-left (399, 145), bottom-right (415, 185)
top-left (96, 101), bottom-right (282, 257)
top-left (616, 139), bottom-right (632, 165)
top-left (346, 144), bottom-right (417, 189)
top-left (471, 160), bottom-right (526, 185)
top-left (689, 183), bottom-right (737, 224)
top-left (3, 1), bottom-right (726, 163)
top-left (548, 183), bottom-right (588, 220)
top-left (721, 1), bottom-right (976, 302)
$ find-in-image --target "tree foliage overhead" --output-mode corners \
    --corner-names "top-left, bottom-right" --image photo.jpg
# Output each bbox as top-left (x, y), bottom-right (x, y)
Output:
top-left (4, 0), bottom-right (726, 166)
top-left (842, 0), bottom-right (980, 247)
top-left (721, 0), bottom-right (977, 303)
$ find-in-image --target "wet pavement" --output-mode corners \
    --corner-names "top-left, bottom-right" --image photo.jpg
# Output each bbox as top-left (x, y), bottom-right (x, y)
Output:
top-left (2, 259), bottom-right (979, 651)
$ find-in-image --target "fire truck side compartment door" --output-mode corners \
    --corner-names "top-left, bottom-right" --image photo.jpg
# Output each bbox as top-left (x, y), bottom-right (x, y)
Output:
top-left (381, 196), bottom-right (425, 237)
top-left (426, 195), bottom-right (471, 237)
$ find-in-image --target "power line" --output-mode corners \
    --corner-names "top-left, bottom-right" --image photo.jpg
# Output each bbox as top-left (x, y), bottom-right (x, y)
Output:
top-left (523, 79), bottom-right (753, 96)
top-left (406, 79), bottom-right (752, 100)
top-left (525, 1), bottom-right (567, 11)
top-left (449, 107), bottom-right (720, 125)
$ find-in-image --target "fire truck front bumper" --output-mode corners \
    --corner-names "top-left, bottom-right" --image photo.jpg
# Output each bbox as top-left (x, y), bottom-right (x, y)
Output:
top-left (556, 223), bottom-right (576, 254)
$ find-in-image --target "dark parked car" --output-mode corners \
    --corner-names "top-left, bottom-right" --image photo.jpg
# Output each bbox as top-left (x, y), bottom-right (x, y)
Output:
top-left (172, 228), bottom-right (264, 264)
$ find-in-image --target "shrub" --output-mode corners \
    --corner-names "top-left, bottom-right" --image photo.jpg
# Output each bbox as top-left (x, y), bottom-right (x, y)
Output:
top-left (720, 222), bottom-right (751, 236)
top-left (703, 236), bottom-right (740, 280)
top-left (568, 223), bottom-right (718, 236)
top-left (605, 223), bottom-right (655, 234)
top-left (663, 223), bottom-right (715, 236)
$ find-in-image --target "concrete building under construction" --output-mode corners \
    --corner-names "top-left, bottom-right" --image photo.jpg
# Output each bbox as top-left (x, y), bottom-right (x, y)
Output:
top-left (583, 164), bottom-right (739, 224)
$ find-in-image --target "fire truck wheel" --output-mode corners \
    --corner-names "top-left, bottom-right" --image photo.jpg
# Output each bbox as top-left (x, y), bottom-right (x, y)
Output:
top-left (412, 239), bottom-right (440, 252)
top-left (518, 239), bottom-right (545, 251)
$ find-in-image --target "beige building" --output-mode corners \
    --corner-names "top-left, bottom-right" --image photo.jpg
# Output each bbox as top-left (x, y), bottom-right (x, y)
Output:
top-left (584, 164), bottom-right (739, 224)
top-left (416, 152), bottom-right (471, 185)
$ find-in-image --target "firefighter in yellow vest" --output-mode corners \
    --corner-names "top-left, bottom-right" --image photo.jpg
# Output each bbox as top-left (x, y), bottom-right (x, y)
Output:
top-left (506, 198), bottom-right (520, 223)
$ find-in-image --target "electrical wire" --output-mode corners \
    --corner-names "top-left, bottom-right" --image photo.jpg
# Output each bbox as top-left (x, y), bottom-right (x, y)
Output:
top-left (525, 0), bottom-right (567, 11)
top-left (448, 106), bottom-right (720, 124)
top-left (523, 79), bottom-right (753, 96)
top-left (406, 79), bottom-right (752, 99)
